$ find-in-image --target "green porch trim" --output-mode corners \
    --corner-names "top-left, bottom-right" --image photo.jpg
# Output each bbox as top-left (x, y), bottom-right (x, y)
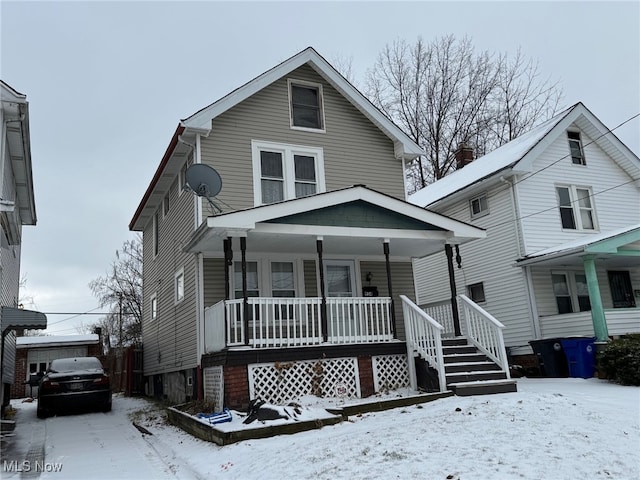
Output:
top-left (265, 200), bottom-right (446, 231)
top-left (585, 227), bottom-right (640, 255)
top-left (582, 255), bottom-right (609, 341)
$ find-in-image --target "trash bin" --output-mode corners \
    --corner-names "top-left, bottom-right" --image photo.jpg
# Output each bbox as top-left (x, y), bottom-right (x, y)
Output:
top-left (529, 338), bottom-right (569, 377)
top-left (560, 337), bottom-right (596, 378)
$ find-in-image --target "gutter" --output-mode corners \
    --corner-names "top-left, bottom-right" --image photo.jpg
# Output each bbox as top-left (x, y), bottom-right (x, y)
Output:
top-left (129, 124), bottom-right (185, 231)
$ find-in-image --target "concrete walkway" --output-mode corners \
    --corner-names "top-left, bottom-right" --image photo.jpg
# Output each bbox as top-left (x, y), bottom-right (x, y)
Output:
top-left (0, 400), bottom-right (46, 479)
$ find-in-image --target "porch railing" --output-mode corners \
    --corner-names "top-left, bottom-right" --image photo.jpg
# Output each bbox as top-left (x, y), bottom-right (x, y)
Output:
top-left (206, 296), bottom-right (394, 351)
top-left (421, 299), bottom-right (456, 336)
top-left (400, 295), bottom-right (447, 393)
top-left (458, 294), bottom-right (510, 376)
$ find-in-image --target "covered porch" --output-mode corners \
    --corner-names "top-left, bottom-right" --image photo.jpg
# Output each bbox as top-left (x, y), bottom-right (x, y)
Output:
top-left (517, 224), bottom-right (640, 341)
top-left (187, 186), bottom-right (486, 354)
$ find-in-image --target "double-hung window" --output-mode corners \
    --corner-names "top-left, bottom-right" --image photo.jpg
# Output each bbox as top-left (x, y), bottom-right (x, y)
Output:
top-left (252, 140), bottom-right (325, 206)
top-left (556, 185), bottom-right (596, 231)
top-left (289, 80), bottom-right (325, 131)
top-left (234, 261), bottom-right (259, 299)
top-left (469, 193), bottom-right (489, 219)
top-left (567, 131), bottom-right (586, 165)
top-left (552, 272), bottom-right (591, 314)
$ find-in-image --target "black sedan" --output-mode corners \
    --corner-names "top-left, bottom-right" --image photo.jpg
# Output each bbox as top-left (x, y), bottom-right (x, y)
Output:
top-left (37, 357), bottom-right (112, 418)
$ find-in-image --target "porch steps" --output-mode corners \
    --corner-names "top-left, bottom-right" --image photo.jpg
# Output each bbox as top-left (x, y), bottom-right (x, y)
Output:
top-left (442, 337), bottom-right (517, 396)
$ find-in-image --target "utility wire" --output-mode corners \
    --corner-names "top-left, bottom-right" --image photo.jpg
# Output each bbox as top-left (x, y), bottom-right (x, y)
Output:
top-left (511, 112), bottom-right (640, 187)
top-left (422, 111), bottom-right (640, 224)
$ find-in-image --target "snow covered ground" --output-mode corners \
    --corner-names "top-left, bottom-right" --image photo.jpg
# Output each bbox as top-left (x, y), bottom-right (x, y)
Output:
top-left (3, 377), bottom-right (639, 479)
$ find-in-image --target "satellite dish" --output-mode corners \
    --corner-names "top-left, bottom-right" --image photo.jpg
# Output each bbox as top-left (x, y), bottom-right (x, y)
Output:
top-left (185, 164), bottom-right (223, 213)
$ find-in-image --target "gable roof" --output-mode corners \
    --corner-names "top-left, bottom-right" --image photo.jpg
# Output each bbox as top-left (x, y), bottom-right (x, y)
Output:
top-left (185, 185), bottom-right (485, 258)
top-left (409, 102), bottom-right (640, 208)
top-left (182, 47), bottom-right (423, 159)
top-left (130, 47), bottom-right (423, 232)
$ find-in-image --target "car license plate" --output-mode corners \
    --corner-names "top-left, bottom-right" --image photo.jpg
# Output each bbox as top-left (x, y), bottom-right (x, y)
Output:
top-left (68, 382), bottom-right (83, 391)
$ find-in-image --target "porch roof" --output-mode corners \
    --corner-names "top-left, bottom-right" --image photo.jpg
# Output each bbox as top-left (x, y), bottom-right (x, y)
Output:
top-left (516, 224), bottom-right (640, 267)
top-left (185, 185), bottom-right (485, 258)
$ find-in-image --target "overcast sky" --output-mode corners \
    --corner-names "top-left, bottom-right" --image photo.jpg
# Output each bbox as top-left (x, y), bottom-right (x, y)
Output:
top-left (2, 1), bottom-right (639, 335)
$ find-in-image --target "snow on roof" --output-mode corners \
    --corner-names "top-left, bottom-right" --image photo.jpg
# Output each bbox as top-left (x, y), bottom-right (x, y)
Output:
top-left (408, 107), bottom-right (574, 207)
top-left (521, 223), bottom-right (640, 260)
top-left (17, 334), bottom-right (99, 347)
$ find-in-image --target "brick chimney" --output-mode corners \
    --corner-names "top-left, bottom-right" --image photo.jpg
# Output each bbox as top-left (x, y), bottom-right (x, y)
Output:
top-left (455, 143), bottom-right (474, 169)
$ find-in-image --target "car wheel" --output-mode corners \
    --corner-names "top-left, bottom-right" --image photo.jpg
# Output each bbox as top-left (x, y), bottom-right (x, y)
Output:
top-left (102, 401), bottom-right (112, 413)
top-left (37, 403), bottom-right (49, 419)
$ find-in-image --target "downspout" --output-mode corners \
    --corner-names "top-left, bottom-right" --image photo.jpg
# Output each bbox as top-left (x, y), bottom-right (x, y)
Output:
top-left (500, 175), bottom-right (541, 340)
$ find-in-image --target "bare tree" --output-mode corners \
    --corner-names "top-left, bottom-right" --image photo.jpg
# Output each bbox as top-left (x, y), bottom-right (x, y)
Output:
top-left (88, 235), bottom-right (142, 349)
top-left (365, 35), bottom-right (563, 191)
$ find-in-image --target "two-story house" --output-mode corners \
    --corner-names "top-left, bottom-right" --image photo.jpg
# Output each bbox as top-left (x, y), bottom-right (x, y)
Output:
top-left (130, 48), bottom-right (517, 409)
top-left (410, 102), bottom-right (640, 367)
top-left (0, 81), bottom-right (46, 412)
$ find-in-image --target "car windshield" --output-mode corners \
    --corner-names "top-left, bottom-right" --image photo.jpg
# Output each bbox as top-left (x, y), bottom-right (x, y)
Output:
top-left (49, 357), bottom-right (102, 373)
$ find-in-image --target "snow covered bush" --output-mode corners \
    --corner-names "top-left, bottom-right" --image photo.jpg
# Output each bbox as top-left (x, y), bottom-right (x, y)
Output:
top-left (598, 335), bottom-right (640, 386)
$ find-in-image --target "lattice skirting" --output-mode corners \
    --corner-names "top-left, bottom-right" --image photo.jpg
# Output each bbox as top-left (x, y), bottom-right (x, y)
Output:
top-left (248, 357), bottom-right (361, 404)
top-left (372, 354), bottom-right (410, 392)
top-left (203, 366), bottom-right (224, 412)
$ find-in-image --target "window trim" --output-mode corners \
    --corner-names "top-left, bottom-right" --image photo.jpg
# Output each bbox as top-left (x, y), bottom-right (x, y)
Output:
top-left (174, 268), bottom-right (185, 304)
top-left (555, 185), bottom-right (598, 231)
top-left (567, 131), bottom-right (586, 166)
top-left (288, 79), bottom-right (326, 133)
top-left (251, 140), bottom-right (325, 206)
top-left (467, 282), bottom-right (486, 303)
top-left (551, 270), bottom-right (591, 314)
top-left (469, 193), bottom-right (489, 219)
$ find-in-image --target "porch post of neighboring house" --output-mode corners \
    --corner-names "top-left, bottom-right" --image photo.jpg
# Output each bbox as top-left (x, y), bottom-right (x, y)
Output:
top-left (383, 240), bottom-right (396, 338)
top-left (445, 244), bottom-right (462, 336)
top-left (240, 236), bottom-right (250, 345)
top-left (317, 237), bottom-right (328, 342)
top-left (583, 255), bottom-right (609, 341)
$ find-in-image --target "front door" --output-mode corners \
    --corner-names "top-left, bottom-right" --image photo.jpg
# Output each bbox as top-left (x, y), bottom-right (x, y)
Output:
top-left (324, 261), bottom-right (358, 339)
top-left (608, 271), bottom-right (636, 308)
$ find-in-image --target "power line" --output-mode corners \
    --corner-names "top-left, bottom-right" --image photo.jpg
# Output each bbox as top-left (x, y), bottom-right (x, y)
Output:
top-left (511, 112), bottom-right (640, 187)
top-left (423, 111), bottom-right (640, 224)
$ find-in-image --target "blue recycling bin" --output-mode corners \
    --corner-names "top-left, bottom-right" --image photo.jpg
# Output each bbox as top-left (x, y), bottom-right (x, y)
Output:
top-left (560, 337), bottom-right (596, 378)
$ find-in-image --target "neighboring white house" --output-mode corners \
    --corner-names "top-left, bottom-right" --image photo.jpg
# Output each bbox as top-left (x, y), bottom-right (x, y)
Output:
top-left (0, 81), bottom-right (46, 412)
top-left (410, 102), bottom-right (640, 360)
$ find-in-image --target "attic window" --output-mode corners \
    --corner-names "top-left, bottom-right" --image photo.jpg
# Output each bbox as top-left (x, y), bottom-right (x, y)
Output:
top-left (567, 131), bottom-right (586, 165)
top-left (289, 80), bottom-right (324, 131)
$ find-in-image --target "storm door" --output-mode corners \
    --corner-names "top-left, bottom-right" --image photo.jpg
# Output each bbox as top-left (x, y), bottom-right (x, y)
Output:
top-left (324, 260), bottom-right (359, 339)
top-left (608, 271), bottom-right (636, 308)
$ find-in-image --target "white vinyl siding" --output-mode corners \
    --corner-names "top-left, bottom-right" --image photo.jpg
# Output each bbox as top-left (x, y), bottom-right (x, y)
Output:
top-left (517, 130), bottom-right (640, 255)
top-left (414, 182), bottom-right (533, 347)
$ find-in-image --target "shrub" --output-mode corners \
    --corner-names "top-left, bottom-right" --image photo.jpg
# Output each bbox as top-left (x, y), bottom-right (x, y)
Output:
top-left (598, 334), bottom-right (640, 386)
